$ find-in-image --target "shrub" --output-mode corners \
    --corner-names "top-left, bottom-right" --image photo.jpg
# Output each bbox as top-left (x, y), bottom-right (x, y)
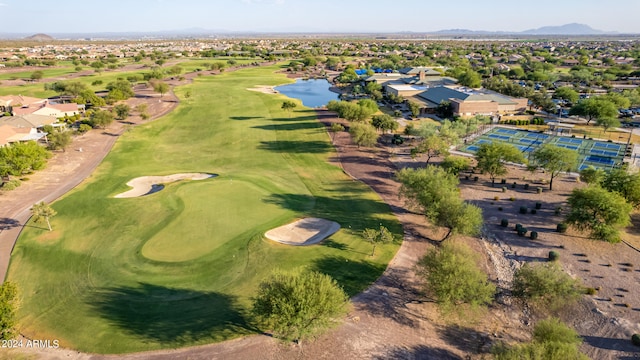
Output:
top-left (501, 179), bottom-right (507, 184)
top-left (502, 187), bottom-right (507, 193)
top-left (530, 231), bottom-right (538, 240)
top-left (632, 334), bottom-right (640, 347)
top-left (531, 209), bottom-right (537, 215)
top-left (419, 243), bottom-right (496, 313)
top-left (494, 196), bottom-right (500, 201)
top-left (0, 179), bottom-right (21, 191)
top-left (515, 224), bottom-right (523, 231)
top-left (518, 227), bottom-right (528, 236)
top-left (537, 187), bottom-right (543, 194)
top-left (512, 182), bottom-right (517, 188)
top-left (510, 196), bottom-right (516, 201)
top-left (513, 262), bottom-right (582, 311)
top-left (548, 251), bottom-right (560, 261)
top-left (473, 176), bottom-right (479, 182)
top-left (498, 207), bottom-right (503, 211)
top-left (535, 202), bottom-right (542, 210)
top-left (520, 206), bottom-right (528, 214)
top-left (584, 287), bottom-right (597, 295)
top-left (555, 206), bottom-right (562, 215)
top-left (557, 223), bottom-right (568, 233)
top-left (252, 270), bottom-right (349, 341)
top-left (501, 219), bottom-right (509, 227)
top-left (524, 183), bottom-right (530, 190)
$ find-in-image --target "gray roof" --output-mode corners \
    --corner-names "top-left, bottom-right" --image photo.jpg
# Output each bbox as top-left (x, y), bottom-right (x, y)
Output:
top-left (398, 67), bottom-right (442, 75)
top-left (0, 114), bottom-right (57, 128)
top-left (417, 86), bottom-right (517, 106)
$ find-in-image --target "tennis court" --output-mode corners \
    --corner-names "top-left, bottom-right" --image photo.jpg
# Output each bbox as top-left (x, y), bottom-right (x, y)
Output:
top-left (462, 127), bottom-right (627, 171)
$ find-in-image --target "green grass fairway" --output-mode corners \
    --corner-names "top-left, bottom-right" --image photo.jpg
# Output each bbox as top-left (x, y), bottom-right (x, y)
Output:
top-left (7, 64), bottom-right (401, 354)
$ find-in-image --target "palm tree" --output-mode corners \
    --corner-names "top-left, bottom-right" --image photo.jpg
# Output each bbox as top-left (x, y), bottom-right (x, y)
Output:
top-left (31, 202), bottom-right (57, 231)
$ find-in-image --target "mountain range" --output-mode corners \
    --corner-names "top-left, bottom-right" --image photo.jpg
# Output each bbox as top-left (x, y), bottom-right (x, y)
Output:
top-left (434, 23), bottom-right (618, 35)
top-left (0, 23), bottom-right (634, 40)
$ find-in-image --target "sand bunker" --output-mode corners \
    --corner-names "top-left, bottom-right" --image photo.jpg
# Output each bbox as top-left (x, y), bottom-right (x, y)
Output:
top-left (114, 173), bottom-right (216, 198)
top-left (247, 85), bottom-right (278, 94)
top-left (265, 218), bottom-right (340, 246)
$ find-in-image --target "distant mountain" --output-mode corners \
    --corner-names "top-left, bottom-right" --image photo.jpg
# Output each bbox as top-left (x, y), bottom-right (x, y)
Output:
top-left (521, 23), bottom-right (612, 35)
top-left (433, 23), bottom-right (619, 36)
top-left (25, 33), bottom-right (55, 41)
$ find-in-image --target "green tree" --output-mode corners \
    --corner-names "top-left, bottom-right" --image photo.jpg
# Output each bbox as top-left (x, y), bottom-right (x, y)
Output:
top-left (31, 201), bottom-right (57, 231)
top-left (512, 263), bottom-right (582, 311)
top-left (397, 166), bottom-right (483, 240)
top-left (0, 282), bottom-right (19, 340)
top-left (0, 141), bottom-right (50, 177)
top-left (410, 134), bottom-right (449, 164)
top-left (596, 116), bottom-right (621, 133)
top-left (602, 168), bottom-right (640, 208)
top-left (493, 317), bottom-right (588, 360)
top-left (370, 114), bottom-right (398, 133)
top-left (362, 226), bottom-right (394, 257)
top-left (475, 142), bottom-right (524, 187)
top-left (569, 97), bottom-right (618, 125)
top-left (530, 144), bottom-right (578, 191)
top-left (47, 129), bottom-right (72, 152)
top-left (565, 185), bottom-right (632, 243)
top-left (114, 104), bottom-right (131, 120)
top-left (90, 109), bottom-right (114, 129)
top-left (579, 166), bottom-right (605, 185)
top-left (420, 243), bottom-right (495, 312)
top-left (151, 80), bottom-right (170, 98)
top-left (106, 79), bottom-right (135, 101)
top-left (408, 101), bottom-right (421, 118)
top-left (349, 122), bottom-right (378, 148)
top-left (457, 69), bottom-right (482, 88)
top-left (30, 70), bottom-right (44, 81)
top-left (329, 122), bottom-right (344, 141)
top-left (252, 270), bottom-right (349, 342)
top-left (281, 100), bottom-right (297, 117)
top-left (441, 155), bottom-right (471, 175)
top-left (553, 86), bottom-right (579, 104)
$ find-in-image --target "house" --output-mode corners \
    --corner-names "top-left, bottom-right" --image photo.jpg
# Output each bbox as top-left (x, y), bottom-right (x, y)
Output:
top-left (0, 123), bottom-right (46, 147)
top-left (13, 102), bottom-right (83, 117)
top-left (414, 86), bottom-right (528, 117)
top-left (0, 114), bottom-right (60, 129)
top-left (0, 95), bottom-right (47, 114)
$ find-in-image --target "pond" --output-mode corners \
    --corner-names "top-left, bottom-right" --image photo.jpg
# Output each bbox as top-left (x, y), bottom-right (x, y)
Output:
top-left (275, 78), bottom-right (339, 108)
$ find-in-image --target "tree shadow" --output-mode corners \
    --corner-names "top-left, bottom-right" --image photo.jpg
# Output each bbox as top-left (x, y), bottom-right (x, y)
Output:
top-left (252, 122), bottom-right (321, 131)
top-left (87, 283), bottom-right (251, 345)
top-left (505, 254), bottom-right (548, 262)
top-left (437, 324), bottom-right (492, 355)
top-left (312, 256), bottom-right (386, 296)
top-left (319, 239), bottom-right (349, 251)
top-left (371, 344), bottom-right (463, 360)
top-left (229, 116), bottom-right (263, 121)
top-left (263, 193), bottom-right (397, 238)
top-left (582, 335), bottom-right (640, 353)
top-left (257, 140), bottom-right (333, 154)
top-left (0, 217), bottom-right (20, 231)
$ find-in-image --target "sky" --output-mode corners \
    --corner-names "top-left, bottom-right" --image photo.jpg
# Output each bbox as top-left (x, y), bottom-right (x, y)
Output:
top-left (1, 0), bottom-right (639, 34)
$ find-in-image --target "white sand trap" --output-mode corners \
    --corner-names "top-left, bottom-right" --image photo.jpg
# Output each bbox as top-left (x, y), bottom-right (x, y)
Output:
top-left (247, 85), bottom-right (278, 94)
top-left (114, 173), bottom-right (216, 198)
top-left (265, 218), bottom-right (340, 246)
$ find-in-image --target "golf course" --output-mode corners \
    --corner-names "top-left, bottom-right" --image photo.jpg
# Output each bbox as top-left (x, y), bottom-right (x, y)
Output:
top-left (6, 64), bottom-right (401, 354)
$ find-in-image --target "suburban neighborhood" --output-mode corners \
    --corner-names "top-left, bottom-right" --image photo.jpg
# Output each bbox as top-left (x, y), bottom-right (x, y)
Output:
top-left (1, 7), bottom-right (640, 360)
